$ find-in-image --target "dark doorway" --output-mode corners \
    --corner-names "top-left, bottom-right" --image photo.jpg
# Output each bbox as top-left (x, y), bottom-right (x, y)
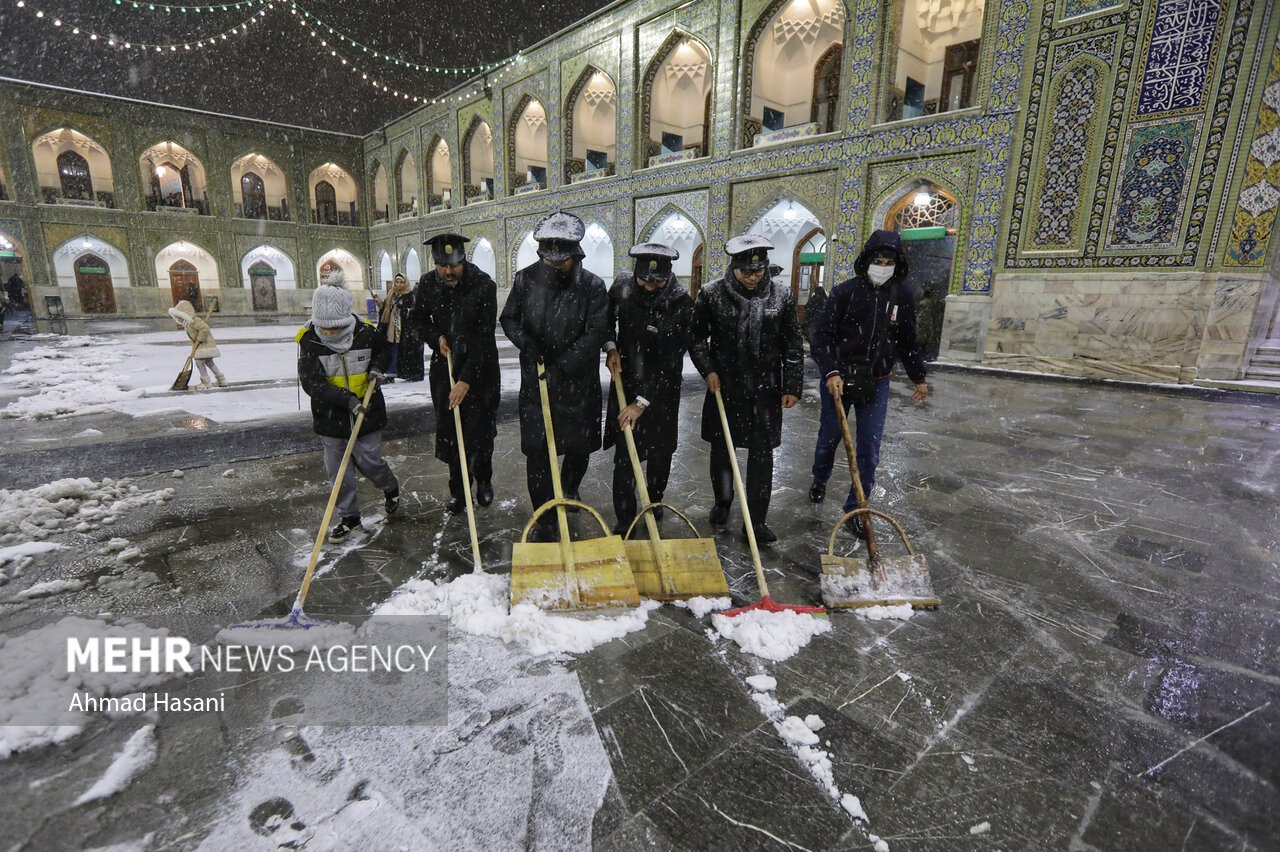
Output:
top-left (168, 259), bottom-right (202, 311)
top-left (249, 262), bottom-right (278, 311)
top-left (57, 150), bottom-right (93, 200)
top-left (315, 180), bottom-right (337, 225)
top-left (811, 43), bottom-right (843, 133)
top-left (689, 243), bottom-right (704, 298)
top-left (900, 235), bottom-right (954, 362)
top-left (240, 171), bottom-right (267, 219)
top-left (74, 253), bottom-right (116, 314)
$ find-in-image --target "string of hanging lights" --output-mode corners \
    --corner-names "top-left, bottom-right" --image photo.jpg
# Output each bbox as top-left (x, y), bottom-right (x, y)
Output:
top-left (107, 0), bottom-right (268, 11)
top-left (15, 0), bottom-right (521, 104)
top-left (13, 0), bottom-right (267, 50)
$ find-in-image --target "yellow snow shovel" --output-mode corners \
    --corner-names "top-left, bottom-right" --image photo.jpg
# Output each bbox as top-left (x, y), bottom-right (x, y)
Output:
top-left (510, 362), bottom-right (639, 611)
top-left (819, 397), bottom-right (940, 609)
top-left (612, 373), bottom-right (727, 600)
top-left (447, 352), bottom-right (483, 573)
top-left (170, 299), bottom-right (218, 391)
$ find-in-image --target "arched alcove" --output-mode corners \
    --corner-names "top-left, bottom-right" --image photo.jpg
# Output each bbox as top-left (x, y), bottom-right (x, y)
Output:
top-left (370, 160), bottom-right (390, 224)
top-left (743, 0), bottom-right (845, 147)
top-left (52, 235), bottom-right (130, 313)
top-left (471, 237), bottom-right (497, 282)
top-left (395, 149), bottom-right (419, 218)
top-left (154, 240), bottom-right (219, 308)
top-left (462, 118), bottom-right (495, 204)
top-left (565, 67), bottom-right (617, 183)
top-left (231, 153), bottom-right (288, 220)
top-left (242, 245), bottom-right (296, 311)
top-left (581, 223), bottom-right (615, 281)
top-left (514, 231), bottom-right (539, 273)
top-left (403, 247), bottom-right (422, 283)
top-left (746, 197), bottom-right (824, 320)
top-left (644, 209), bottom-right (704, 292)
top-left (641, 33), bottom-right (713, 168)
top-left (139, 141), bottom-right (208, 214)
top-left (427, 136), bottom-right (453, 210)
top-left (316, 249), bottom-right (364, 289)
top-left (33, 128), bottom-right (115, 207)
top-left (376, 250), bottom-right (394, 291)
top-left (508, 96), bottom-right (549, 195)
top-left (885, 0), bottom-right (987, 121)
top-left (309, 163), bottom-right (358, 226)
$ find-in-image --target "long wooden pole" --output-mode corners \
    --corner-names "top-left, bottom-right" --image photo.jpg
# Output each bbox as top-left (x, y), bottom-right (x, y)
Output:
top-left (713, 388), bottom-right (771, 599)
top-left (447, 352), bottom-right (483, 573)
top-left (612, 372), bottom-right (670, 594)
top-left (537, 361), bottom-right (578, 606)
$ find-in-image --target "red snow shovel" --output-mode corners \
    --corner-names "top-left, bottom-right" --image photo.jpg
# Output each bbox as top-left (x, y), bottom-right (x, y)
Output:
top-left (713, 388), bottom-right (825, 618)
top-left (228, 378), bottom-right (381, 631)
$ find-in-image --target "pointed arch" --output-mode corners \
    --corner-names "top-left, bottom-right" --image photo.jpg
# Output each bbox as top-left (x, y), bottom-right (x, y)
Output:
top-left (461, 116), bottom-right (494, 204)
top-left (564, 66), bottom-right (617, 183)
top-left (425, 134), bottom-right (453, 210)
top-left (394, 147), bottom-right (419, 217)
top-left (740, 0), bottom-right (846, 147)
top-left (139, 141), bottom-right (208, 214)
top-left (507, 94), bottom-right (549, 195)
top-left (640, 30), bottom-right (714, 166)
top-left (32, 127), bottom-right (114, 206)
top-left (370, 158), bottom-right (390, 224)
top-left (470, 237), bottom-right (497, 282)
top-left (309, 163), bottom-right (358, 226)
top-left (231, 152), bottom-right (287, 220)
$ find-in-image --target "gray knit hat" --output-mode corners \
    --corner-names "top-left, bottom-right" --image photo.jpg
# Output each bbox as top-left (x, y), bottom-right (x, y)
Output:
top-left (311, 285), bottom-right (353, 327)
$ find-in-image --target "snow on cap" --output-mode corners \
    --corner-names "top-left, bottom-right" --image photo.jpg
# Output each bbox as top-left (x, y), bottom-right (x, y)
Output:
top-left (533, 211), bottom-right (585, 243)
top-left (629, 242), bottom-right (678, 281)
top-left (311, 284), bottom-right (353, 327)
top-left (725, 234), bottom-right (773, 270)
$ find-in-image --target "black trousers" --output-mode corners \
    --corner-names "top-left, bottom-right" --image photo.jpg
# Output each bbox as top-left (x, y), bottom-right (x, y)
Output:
top-left (709, 418), bottom-right (773, 524)
top-left (447, 449), bottom-right (493, 498)
top-left (612, 445), bottom-right (673, 530)
top-left (526, 446), bottom-right (589, 527)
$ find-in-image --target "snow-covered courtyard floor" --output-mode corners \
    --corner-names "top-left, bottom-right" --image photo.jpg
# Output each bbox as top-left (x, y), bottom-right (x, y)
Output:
top-left (0, 322), bottom-right (1277, 850)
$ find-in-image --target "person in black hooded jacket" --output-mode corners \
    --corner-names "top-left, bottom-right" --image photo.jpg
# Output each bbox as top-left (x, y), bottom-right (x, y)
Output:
top-left (808, 229), bottom-right (928, 529)
top-left (413, 233), bottom-right (501, 512)
top-left (500, 211), bottom-right (610, 542)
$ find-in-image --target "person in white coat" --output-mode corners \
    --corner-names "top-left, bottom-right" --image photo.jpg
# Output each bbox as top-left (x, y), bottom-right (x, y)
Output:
top-left (168, 299), bottom-right (226, 389)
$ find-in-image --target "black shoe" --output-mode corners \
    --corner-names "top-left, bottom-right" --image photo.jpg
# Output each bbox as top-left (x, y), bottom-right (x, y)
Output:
top-left (709, 502), bottom-right (730, 525)
top-left (744, 522), bottom-right (778, 544)
top-left (476, 481), bottom-right (493, 507)
top-left (383, 376), bottom-right (396, 383)
top-left (385, 489), bottom-right (400, 515)
top-left (445, 495), bottom-right (464, 513)
top-left (848, 514), bottom-right (867, 540)
top-left (651, 505), bottom-right (665, 522)
top-left (528, 523), bottom-right (557, 543)
top-left (612, 519), bottom-right (632, 536)
top-left (809, 479), bottom-right (826, 503)
top-left (329, 516), bottom-right (362, 542)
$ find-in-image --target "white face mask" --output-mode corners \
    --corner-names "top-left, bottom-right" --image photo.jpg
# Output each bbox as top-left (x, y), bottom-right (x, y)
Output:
top-left (868, 264), bottom-right (895, 286)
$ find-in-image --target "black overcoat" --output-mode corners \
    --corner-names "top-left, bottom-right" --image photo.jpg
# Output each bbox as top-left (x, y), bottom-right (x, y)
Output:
top-left (602, 272), bottom-right (692, 459)
top-left (411, 262), bottom-right (501, 460)
top-left (499, 260), bottom-right (609, 456)
top-left (689, 274), bottom-right (803, 449)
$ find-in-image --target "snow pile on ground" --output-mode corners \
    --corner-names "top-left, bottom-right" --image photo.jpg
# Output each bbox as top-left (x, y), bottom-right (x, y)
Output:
top-left (11, 578), bottom-right (85, 600)
top-left (709, 608), bottom-right (832, 661)
top-left (1, 337), bottom-right (145, 419)
top-left (377, 571), bottom-right (660, 657)
top-left (856, 604), bottom-right (915, 621)
top-left (0, 477), bottom-right (174, 546)
top-left (75, 725), bottom-right (157, 805)
top-left (746, 675), bottom-right (888, 849)
top-left (0, 542), bottom-right (64, 582)
top-left (672, 596), bottom-right (732, 619)
top-left (0, 617), bottom-right (178, 759)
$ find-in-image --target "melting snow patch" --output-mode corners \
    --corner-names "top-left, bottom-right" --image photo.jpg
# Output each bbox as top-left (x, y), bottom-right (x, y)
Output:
top-left (0, 617), bottom-right (178, 759)
top-left (804, 714), bottom-right (825, 731)
top-left (75, 725), bottom-right (157, 805)
top-left (896, 671), bottom-right (912, 682)
top-left (778, 715), bottom-right (820, 746)
top-left (377, 571), bottom-right (659, 657)
top-left (970, 821), bottom-right (991, 835)
top-left (841, 794), bottom-right (867, 821)
top-left (0, 478), bottom-right (173, 545)
top-left (1, 338), bottom-right (143, 420)
top-left (745, 674), bottom-right (777, 692)
top-left (672, 596), bottom-right (732, 619)
top-left (12, 578), bottom-right (86, 600)
top-left (709, 608), bottom-right (831, 661)
top-left (857, 604), bottom-right (915, 621)
top-left (0, 542), bottom-right (64, 580)
top-left (171, 470), bottom-right (185, 479)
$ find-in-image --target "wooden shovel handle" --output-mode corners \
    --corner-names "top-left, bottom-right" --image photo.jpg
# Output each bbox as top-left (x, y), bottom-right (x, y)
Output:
top-left (447, 352), bottom-right (483, 573)
top-left (833, 395), bottom-right (879, 559)
top-left (623, 502), bottom-right (703, 541)
top-left (826, 508), bottom-right (916, 557)
top-left (520, 498), bottom-right (612, 542)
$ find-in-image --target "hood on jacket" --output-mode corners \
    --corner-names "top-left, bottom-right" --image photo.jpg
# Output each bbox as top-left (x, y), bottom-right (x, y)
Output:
top-left (853, 229), bottom-right (909, 284)
top-left (168, 299), bottom-right (195, 325)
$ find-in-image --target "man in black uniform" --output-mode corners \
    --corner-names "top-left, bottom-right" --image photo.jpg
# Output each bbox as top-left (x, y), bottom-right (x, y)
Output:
top-left (603, 243), bottom-right (693, 535)
top-left (412, 233), bottom-right (501, 511)
top-left (690, 234), bottom-right (803, 543)
top-left (499, 211), bottom-right (610, 541)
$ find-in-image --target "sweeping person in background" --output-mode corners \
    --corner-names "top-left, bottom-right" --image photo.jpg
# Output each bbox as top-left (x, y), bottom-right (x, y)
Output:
top-left (413, 232), bottom-right (501, 512)
top-left (297, 285), bottom-right (400, 542)
top-left (603, 242), bottom-right (692, 535)
top-left (808, 229), bottom-right (928, 530)
top-left (375, 273), bottom-right (414, 382)
top-left (167, 299), bottom-right (226, 389)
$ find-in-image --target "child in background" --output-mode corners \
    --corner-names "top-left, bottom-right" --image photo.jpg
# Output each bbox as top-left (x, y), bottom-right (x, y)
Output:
top-left (168, 299), bottom-right (226, 389)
